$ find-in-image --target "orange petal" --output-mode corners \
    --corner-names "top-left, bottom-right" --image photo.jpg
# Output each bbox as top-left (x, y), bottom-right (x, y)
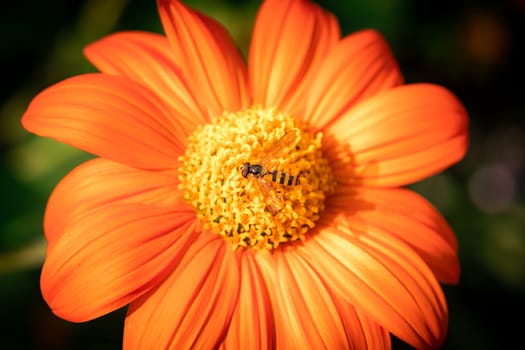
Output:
top-left (327, 83), bottom-right (468, 186)
top-left (298, 226), bottom-right (449, 349)
top-left (220, 251), bottom-right (275, 349)
top-left (256, 250), bottom-right (391, 349)
top-left (124, 235), bottom-right (239, 349)
top-left (328, 186), bottom-right (460, 284)
top-left (248, 0), bottom-right (340, 114)
top-left (304, 29), bottom-right (403, 129)
top-left (84, 31), bottom-right (208, 134)
top-left (331, 293), bottom-right (392, 349)
top-left (255, 249), bottom-right (387, 349)
top-left (44, 158), bottom-right (181, 247)
top-left (157, 0), bottom-right (250, 116)
top-left (41, 203), bottom-right (199, 322)
top-left (21, 73), bottom-right (186, 170)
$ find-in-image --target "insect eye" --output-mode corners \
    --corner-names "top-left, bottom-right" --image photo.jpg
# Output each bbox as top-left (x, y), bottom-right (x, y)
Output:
top-left (240, 163), bottom-right (249, 177)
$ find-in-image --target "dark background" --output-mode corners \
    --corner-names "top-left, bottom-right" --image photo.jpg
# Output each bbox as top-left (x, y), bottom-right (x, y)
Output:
top-left (1, 0), bottom-right (523, 349)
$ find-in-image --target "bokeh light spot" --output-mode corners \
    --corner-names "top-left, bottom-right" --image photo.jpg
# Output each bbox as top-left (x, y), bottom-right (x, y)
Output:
top-left (468, 164), bottom-right (516, 213)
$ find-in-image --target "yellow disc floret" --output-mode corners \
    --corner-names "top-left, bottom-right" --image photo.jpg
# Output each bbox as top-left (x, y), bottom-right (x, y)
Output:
top-left (178, 107), bottom-right (336, 250)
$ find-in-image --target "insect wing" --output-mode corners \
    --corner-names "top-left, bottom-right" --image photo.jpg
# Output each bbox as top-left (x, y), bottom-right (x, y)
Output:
top-left (260, 130), bottom-right (298, 168)
top-left (255, 176), bottom-right (283, 215)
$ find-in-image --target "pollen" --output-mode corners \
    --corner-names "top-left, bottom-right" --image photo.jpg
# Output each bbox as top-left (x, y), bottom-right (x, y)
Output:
top-left (178, 107), bottom-right (336, 250)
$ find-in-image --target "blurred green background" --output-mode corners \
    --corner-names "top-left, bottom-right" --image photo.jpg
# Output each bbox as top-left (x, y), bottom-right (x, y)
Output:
top-left (1, 0), bottom-right (523, 349)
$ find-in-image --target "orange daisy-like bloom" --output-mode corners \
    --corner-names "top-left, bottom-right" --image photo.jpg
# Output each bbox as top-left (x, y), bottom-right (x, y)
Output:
top-left (22, 0), bottom-right (468, 349)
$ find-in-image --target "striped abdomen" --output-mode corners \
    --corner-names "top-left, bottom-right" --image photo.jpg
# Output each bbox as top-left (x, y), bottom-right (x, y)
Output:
top-left (270, 170), bottom-right (300, 185)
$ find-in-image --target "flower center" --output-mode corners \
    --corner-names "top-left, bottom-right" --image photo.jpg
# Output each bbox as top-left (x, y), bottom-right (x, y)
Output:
top-left (178, 107), bottom-right (336, 250)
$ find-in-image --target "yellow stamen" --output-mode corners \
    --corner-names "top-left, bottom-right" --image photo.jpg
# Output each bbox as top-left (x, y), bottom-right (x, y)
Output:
top-left (178, 107), bottom-right (336, 250)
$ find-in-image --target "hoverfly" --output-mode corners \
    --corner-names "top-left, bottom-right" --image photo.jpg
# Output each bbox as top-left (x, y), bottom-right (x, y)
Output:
top-left (240, 131), bottom-right (301, 214)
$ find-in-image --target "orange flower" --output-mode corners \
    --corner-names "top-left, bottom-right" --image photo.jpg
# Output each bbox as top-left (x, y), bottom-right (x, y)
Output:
top-left (21, 0), bottom-right (468, 349)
